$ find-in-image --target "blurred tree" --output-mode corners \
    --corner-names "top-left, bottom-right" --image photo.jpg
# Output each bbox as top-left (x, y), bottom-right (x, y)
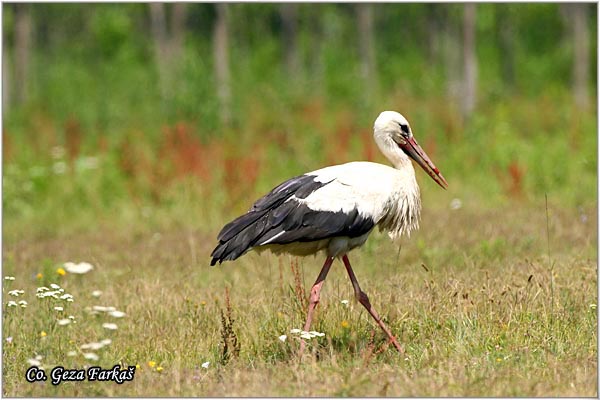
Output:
top-left (571, 3), bottom-right (590, 110)
top-left (496, 5), bottom-right (515, 89)
top-left (14, 3), bottom-right (32, 106)
top-left (280, 3), bottom-right (299, 77)
top-left (462, 3), bottom-right (477, 120)
top-left (213, 3), bottom-right (231, 127)
top-left (439, 6), bottom-right (462, 101)
top-left (150, 3), bottom-right (187, 105)
top-left (2, 7), bottom-right (12, 113)
top-left (426, 5), bottom-right (442, 65)
top-left (306, 6), bottom-right (324, 92)
top-left (356, 3), bottom-right (376, 105)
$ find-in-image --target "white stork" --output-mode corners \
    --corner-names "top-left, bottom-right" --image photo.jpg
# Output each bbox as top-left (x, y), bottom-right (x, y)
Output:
top-left (210, 111), bottom-right (448, 353)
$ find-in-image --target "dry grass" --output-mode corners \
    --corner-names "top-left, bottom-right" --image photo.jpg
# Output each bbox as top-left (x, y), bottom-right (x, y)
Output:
top-left (2, 204), bottom-right (597, 397)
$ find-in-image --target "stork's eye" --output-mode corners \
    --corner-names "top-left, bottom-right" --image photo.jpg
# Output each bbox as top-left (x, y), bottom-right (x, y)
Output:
top-left (399, 123), bottom-right (410, 135)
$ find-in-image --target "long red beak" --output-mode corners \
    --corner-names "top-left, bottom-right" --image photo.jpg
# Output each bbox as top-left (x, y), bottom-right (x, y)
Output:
top-left (400, 137), bottom-right (448, 189)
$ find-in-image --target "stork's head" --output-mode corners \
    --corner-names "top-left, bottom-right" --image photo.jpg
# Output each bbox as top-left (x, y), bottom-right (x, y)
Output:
top-left (374, 111), bottom-right (448, 189)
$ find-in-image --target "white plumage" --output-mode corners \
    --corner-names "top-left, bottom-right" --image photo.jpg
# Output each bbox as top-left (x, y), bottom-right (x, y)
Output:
top-left (210, 110), bottom-right (448, 354)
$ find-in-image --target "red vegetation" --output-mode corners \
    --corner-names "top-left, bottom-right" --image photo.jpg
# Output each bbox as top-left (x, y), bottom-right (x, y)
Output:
top-left (507, 160), bottom-right (524, 198)
top-left (65, 117), bottom-right (82, 164)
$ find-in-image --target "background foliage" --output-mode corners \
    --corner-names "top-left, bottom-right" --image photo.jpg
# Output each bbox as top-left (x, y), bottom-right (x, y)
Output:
top-left (3, 3), bottom-right (597, 238)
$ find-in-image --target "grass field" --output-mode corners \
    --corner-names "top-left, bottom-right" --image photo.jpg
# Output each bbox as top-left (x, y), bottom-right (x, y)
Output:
top-left (3, 198), bottom-right (597, 396)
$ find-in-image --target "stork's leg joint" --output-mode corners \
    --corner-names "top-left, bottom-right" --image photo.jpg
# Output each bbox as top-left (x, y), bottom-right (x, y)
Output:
top-left (342, 254), bottom-right (404, 354)
top-left (299, 256), bottom-right (334, 357)
top-left (308, 282), bottom-right (323, 307)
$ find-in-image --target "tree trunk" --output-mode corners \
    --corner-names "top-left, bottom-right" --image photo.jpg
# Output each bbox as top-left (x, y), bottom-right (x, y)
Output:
top-left (496, 5), bottom-right (515, 89)
top-left (171, 3), bottom-right (187, 62)
top-left (440, 6), bottom-right (461, 101)
top-left (426, 5), bottom-right (442, 65)
top-left (150, 3), bottom-right (170, 101)
top-left (150, 3), bottom-right (187, 103)
top-left (307, 6), bottom-right (324, 92)
top-left (280, 3), bottom-right (299, 77)
top-left (356, 3), bottom-right (376, 105)
top-left (214, 3), bottom-right (231, 127)
top-left (462, 3), bottom-right (477, 120)
top-left (14, 4), bottom-right (32, 105)
top-left (3, 35), bottom-right (10, 114)
top-left (572, 3), bottom-right (589, 110)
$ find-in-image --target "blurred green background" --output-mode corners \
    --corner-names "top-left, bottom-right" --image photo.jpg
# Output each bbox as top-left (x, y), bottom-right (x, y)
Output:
top-left (2, 3), bottom-right (597, 238)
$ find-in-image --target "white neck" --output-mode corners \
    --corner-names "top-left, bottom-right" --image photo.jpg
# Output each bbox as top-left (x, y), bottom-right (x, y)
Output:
top-left (374, 130), bottom-right (414, 171)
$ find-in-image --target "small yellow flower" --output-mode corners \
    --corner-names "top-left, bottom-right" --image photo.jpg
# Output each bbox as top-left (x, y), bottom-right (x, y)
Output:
top-left (40, 331), bottom-right (47, 337)
top-left (200, 301), bottom-right (206, 306)
top-left (341, 320), bottom-right (350, 328)
top-left (56, 268), bottom-right (66, 276)
top-left (148, 361), bottom-right (156, 368)
top-left (496, 357), bottom-right (502, 362)
top-left (156, 366), bottom-right (163, 373)
top-left (136, 364), bottom-right (141, 370)
top-left (36, 273), bottom-right (43, 279)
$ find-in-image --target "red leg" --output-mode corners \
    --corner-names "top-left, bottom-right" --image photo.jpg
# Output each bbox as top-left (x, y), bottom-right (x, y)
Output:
top-left (299, 256), bottom-right (334, 355)
top-left (342, 254), bottom-right (403, 353)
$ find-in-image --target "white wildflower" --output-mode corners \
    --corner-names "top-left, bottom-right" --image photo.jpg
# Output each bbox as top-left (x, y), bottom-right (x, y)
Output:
top-left (67, 351), bottom-right (77, 357)
top-left (37, 290), bottom-right (60, 299)
top-left (19, 300), bottom-right (28, 308)
top-left (4, 276), bottom-right (15, 281)
top-left (51, 146), bottom-right (65, 159)
top-left (278, 335), bottom-right (287, 342)
top-left (91, 290), bottom-right (103, 298)
top-left (27, 358), bottom-right (41, 367)
top-left (100, 338), bottom-right (112, 346)
top-left (8, 289), bottom-right (25, 297)
top-left (83, 352), bottom-right (99, 361)
top-left (57, 319), bottom-right (71, 326)
top-left (50, 283), bottom-right (61, 290)
top-left (37, 287), bottom-right (49, 293)
top-left (102, 323), bottom-right (118, 330)
top-left (7, 301), bottom-right (17, 307)
top-left (93, 305), bottom-right (116, 313)
top-left (81, 342), bottom-right (104, 350)
top-left (54, 306), bottom-right (64, 312)
top-left (201, 361), bottom-right (210, 369)
top-left (108, 310), bottom-right (126, 318)
top-left (450, 198), bottom-right (463, 210)
top-left (60, 293), bottom-right (74, 300)
top-left (52, 161), bottom-right (67, 175)
top-left (294, 330), bottom-right (325, 340)
top-left (341, 299), bottom-right (350, 306)
top-left (6, 337), bottom-right (13, 344)
top-left (290, 328), bottom-right (302, 334)
top-left (63, 262), bottom-right (94, 274)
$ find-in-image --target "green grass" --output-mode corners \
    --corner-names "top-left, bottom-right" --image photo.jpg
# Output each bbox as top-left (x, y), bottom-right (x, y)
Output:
top-left (3, 203), bottom-right (596, 396)
top-left (2, 85), bottom-right (597, 397)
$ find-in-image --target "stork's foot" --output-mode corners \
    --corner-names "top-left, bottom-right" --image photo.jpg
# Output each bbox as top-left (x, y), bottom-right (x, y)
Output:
top-left (342, 254), bottom-right (403, 354)
top-left (355, 290), bottom-right (403, 353)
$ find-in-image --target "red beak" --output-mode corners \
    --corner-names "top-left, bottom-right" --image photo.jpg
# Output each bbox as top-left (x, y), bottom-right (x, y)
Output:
top-left (400, 137), bottom-right (448, 189)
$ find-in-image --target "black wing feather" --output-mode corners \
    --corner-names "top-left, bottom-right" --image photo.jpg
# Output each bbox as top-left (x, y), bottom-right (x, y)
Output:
top-left (210, 174), bottom-right (374, 265)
